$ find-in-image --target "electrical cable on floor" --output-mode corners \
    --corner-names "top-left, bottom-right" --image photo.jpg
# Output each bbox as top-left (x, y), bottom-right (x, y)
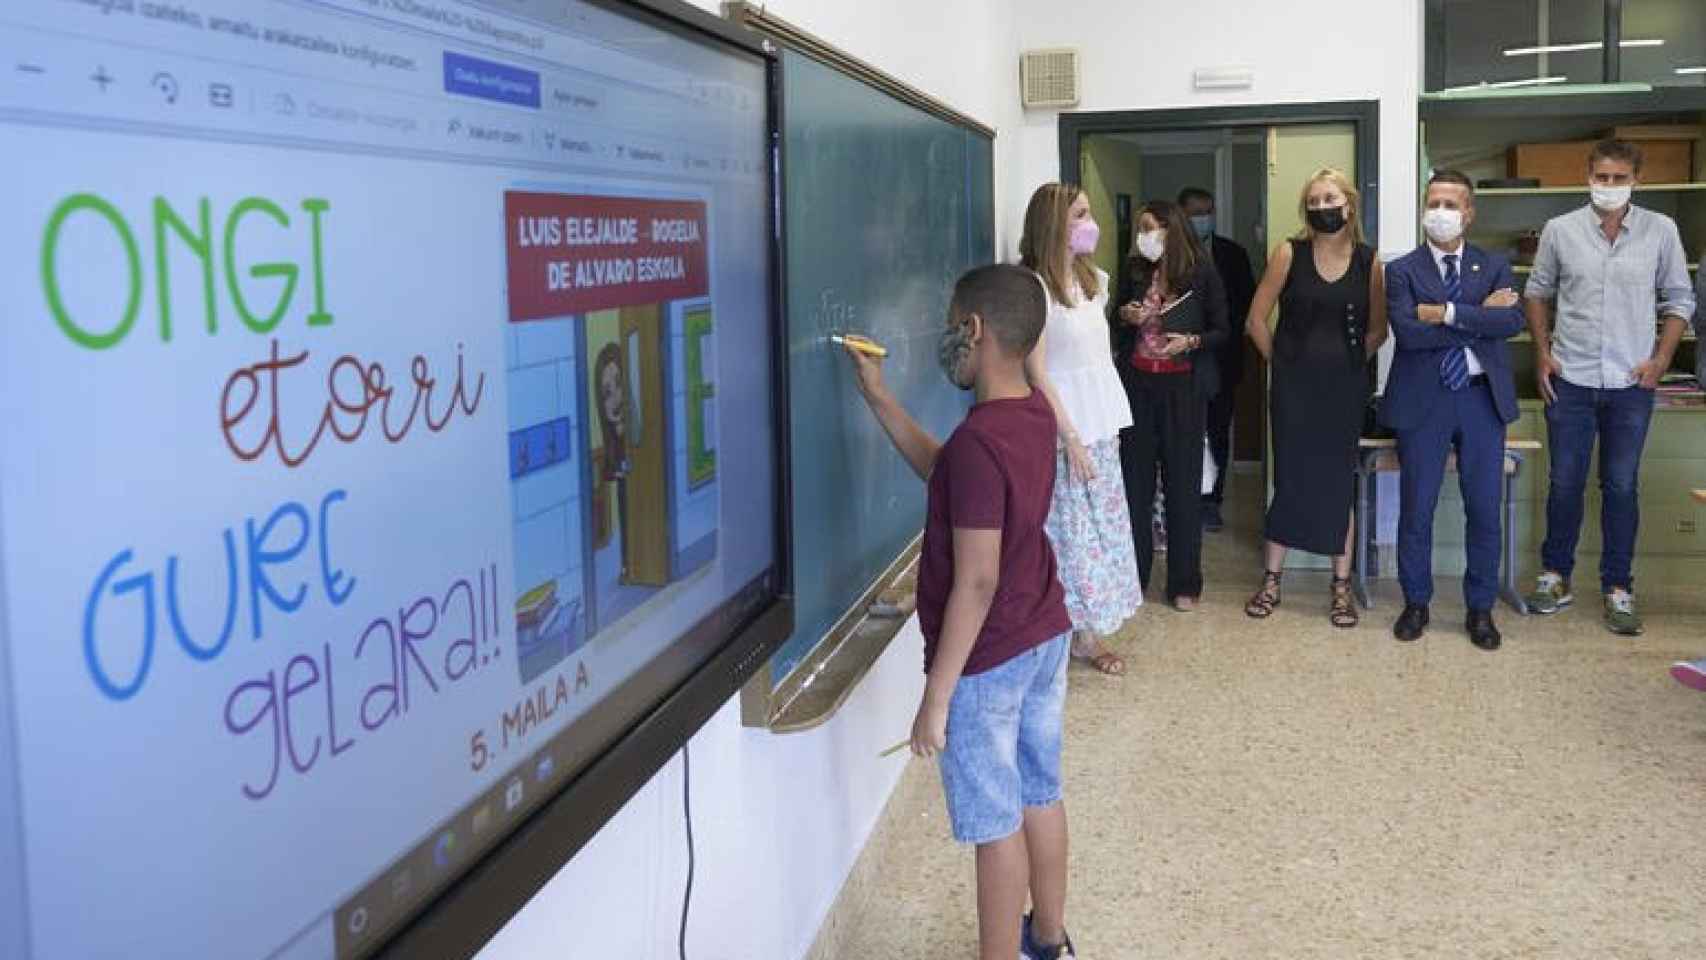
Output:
top-left (678, 743), bottom-right (694, 960)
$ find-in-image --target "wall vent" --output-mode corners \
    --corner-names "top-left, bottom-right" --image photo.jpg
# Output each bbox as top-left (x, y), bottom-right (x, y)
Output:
top-left (1021, 48), bottom-right (1079, 108)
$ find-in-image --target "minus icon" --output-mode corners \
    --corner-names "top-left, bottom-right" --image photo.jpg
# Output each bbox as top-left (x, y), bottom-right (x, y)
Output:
top-left (17, 64), bottom-right (45, 74)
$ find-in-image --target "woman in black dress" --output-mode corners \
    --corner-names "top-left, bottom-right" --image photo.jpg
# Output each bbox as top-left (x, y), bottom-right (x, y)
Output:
top-left (1244, 168), bottom-right (1387, 627)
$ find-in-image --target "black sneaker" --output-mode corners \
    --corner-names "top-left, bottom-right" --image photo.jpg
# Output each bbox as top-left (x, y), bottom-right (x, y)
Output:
top-left (1202, 502), bottom-right (1224, 532)
top-left (1021, 912), bottom-right (1077, 960)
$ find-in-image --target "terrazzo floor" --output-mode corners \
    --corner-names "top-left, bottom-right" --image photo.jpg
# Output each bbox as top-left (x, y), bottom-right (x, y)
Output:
top-left (828, 474), bottom-right (1706, 959)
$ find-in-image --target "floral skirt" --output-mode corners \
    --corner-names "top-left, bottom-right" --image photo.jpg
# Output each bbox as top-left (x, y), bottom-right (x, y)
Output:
top-left (1044, 437), bottom-right (1143, 636)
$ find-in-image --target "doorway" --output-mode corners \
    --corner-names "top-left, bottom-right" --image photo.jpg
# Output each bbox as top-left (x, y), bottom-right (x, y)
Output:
top-left (1062, 102), bottom-right (1378, 568)
top-left (1080, 127), bottom-right (1272, 465)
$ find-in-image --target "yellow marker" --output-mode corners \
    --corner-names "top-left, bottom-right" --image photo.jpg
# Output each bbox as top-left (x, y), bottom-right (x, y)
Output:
top-left (832, 333), bottom-right (888, 358)
top-left (879, 738), bottom-right (911, 758)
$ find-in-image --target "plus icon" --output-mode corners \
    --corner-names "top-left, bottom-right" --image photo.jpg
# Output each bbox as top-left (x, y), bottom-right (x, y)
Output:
top-left (90, 66), bottom-right (114, 91)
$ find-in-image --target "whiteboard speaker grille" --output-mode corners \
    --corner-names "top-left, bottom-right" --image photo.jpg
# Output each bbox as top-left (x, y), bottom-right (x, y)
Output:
top-left (1021, 48), bottom-right (1079, 108)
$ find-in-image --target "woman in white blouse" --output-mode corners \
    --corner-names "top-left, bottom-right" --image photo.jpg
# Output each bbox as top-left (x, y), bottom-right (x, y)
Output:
top-left (1018, 183), bottom-right (1144, 674)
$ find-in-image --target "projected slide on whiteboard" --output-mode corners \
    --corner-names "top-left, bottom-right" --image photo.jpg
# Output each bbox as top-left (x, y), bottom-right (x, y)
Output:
top-left (0, 1), bottom-right (776, 958)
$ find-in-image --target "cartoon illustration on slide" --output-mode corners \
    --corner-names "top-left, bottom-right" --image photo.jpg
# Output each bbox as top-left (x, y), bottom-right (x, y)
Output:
top-left (505, 320), bottom-right (589, 684)
top-left (592, 340), bottom-right (634, 564)
top-left (502, 190), bottom-right (721, 683)
top-left (586, 307), bottom-right (670, 627)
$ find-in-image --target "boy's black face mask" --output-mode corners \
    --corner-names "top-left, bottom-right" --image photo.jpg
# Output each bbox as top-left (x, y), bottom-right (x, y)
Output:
top-left (937, 320), bottom-right (976, 391)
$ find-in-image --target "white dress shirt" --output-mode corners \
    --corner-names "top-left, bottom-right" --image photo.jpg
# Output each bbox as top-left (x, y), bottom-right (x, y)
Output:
top-left (1428, 240), bottom-right (1484, 377)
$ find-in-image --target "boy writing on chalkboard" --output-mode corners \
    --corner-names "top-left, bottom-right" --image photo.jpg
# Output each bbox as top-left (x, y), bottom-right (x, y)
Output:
top-left (846, 264), bottom-right (1078, 960)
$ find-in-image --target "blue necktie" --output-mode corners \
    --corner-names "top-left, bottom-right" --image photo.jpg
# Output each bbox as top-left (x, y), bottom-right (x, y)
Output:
top-left (1439, 254), bottom-right (1469, 391)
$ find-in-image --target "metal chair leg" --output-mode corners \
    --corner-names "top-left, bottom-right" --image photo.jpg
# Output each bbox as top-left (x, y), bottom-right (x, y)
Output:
top-left (1353, 451), bottom-right (1373, 610)
top-left (1501, 454), bottom-right (1530, 615)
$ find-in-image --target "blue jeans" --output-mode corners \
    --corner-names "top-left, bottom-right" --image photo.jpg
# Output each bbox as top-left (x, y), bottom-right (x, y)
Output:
top-left (1541, 378), bottom-right (1655, 592)
top-left (937, 633), bottom-right (1069, 845)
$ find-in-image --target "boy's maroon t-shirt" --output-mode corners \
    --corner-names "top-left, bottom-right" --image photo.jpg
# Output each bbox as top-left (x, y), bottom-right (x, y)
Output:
top-left (916, 388), bottom-right (1072, 676)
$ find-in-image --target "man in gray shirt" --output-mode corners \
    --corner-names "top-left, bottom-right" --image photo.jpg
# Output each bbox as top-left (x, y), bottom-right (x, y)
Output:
top-left (1523, 139), bottom-right (1696, 635)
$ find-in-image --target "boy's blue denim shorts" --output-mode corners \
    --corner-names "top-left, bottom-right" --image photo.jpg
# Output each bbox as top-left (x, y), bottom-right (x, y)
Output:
top-left (938, 633), bottom-right (1070, 845)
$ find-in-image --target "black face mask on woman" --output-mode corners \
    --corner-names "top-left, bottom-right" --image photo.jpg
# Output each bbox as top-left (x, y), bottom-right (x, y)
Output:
top-left (1306, 205), bottom-right (1348, 234)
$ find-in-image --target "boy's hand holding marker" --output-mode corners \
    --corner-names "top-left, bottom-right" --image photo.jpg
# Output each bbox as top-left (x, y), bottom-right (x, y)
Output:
top-left (837, 333), bottom-right (889, 401)
top-left (832, 332), bottom-right (888, 357)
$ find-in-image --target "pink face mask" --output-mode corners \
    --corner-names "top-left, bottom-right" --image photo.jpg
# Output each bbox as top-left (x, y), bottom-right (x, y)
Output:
top-left (1068, 217), bottom-right (1100, 256)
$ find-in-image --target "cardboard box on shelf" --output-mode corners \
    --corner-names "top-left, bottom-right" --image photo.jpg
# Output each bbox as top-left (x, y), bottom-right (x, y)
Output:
top-left (1508, 138), bottom-right (1694, 187)
top-left (1612, 125), bottom-right (1706, 142)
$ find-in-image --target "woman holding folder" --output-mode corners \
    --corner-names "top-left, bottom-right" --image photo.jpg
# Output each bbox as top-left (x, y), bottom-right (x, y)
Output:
top-left (1114, 201), bottom-right (1229, 609)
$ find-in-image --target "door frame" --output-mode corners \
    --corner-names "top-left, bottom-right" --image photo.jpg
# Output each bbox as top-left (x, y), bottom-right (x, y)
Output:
top-left (618, 305), bottom-right (672, 587)
top-left (1061, 101), bottom-right (1380, 527)
top-left (1058, 100), bottom-right (1381, 246)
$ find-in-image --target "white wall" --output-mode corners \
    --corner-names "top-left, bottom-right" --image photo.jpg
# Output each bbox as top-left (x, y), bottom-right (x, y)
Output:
top-left (476, 4), bottom-right (1013, 959)
top-left (476, 624), bottom-right (928, 959)
top-left (1011, 0), bottom-right (1424, 257)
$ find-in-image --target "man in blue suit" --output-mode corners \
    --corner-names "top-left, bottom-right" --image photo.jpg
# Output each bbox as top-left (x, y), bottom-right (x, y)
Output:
top-left (1381, 170), bottom-right (1525, 650)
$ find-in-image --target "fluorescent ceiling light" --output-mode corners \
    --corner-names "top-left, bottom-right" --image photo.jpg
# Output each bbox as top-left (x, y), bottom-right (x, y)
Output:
top-left (1677, 66), bottom-right (1706, 75)
top-left (1503, 39), bottom-right (1664, 56)
top-left (1442, 76), bottom-right (1570, 93)
top-left (1505, 41), bottom-right (1601, 55)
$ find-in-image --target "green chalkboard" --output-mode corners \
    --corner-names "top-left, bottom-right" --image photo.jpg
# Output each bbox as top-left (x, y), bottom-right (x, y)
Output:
top-left (771, 48), bottom-right (995, 686)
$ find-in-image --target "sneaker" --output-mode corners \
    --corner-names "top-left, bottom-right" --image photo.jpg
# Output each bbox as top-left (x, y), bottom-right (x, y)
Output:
top-left (1603, 589), bottom-right (1643, 636)
top-left (1202, 502), bottom-right (1225, 532)
top-left (1021, 913), bottom-right (1077, 960)
top-left (1671, 659), bottom-right (1706, 692)
top-left (1525, 572), bottom-right (1573, 614)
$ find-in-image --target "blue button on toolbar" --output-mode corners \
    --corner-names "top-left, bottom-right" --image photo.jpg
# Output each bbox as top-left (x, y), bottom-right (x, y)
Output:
top-left (443, 51), bottom-right (540, 108)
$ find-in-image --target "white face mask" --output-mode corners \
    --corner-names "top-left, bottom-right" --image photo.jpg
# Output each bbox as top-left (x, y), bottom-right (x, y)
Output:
top-left (1422, 207), bottom-right (1464, 244)
top-left (1591, 183), bottom-right (1632, 212)
top-left (1135, 229), bottom-right (1165, 262)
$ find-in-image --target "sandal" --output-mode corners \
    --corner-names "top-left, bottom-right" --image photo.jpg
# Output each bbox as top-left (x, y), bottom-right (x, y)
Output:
top-left (1071, 638), bottom-right (1126, 676)
top-left (1329, 577), bottom-right (1358, 628)
top-left (1244, 571), bottom-right (1282, 618)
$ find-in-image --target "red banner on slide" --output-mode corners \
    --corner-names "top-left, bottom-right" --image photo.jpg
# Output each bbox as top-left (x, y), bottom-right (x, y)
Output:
top-left (505, 191), bottom-right (710, 321)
